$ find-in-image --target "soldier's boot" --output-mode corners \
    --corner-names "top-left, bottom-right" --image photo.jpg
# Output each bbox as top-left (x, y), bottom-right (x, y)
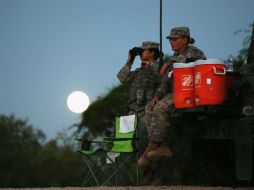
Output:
top-left (147, 143), bottom-right (173, 161)
top-left (137, 142), bottom-right (159, 167)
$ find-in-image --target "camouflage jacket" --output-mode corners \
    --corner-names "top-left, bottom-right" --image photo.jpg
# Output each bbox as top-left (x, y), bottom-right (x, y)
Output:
top-left (117, 61), bottom-right (161, 112)
top-left (155, 45), bottom-right (206, 99)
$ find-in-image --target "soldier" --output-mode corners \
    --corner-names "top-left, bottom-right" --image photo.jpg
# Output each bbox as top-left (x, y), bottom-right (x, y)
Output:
top-left (117, 41), bottom-right (163, 185)
top-left (138, 27), bottom-right (206, 170)
top-left (117, 41), bottom-right (162, 116)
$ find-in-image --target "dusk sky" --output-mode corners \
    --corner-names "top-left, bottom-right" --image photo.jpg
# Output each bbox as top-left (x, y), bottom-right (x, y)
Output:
top-left (0, 0), bottom-right (253, 139)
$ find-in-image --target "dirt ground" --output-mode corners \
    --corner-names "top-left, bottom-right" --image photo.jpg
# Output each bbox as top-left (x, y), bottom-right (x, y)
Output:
top-left (1, 186), bottom-right (252, 190)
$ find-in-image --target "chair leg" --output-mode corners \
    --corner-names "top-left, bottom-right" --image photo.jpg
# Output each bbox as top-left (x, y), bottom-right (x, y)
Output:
top-left (101, 155), bottom-right (123, 186)
top-left (82, 163), bottom-right (96, 186)
top-left (83, 156), bottom-right (100, 186)
top-left (101, 156), bottom-right (117, 185)
top-left (117, 157), bottom-right (136, 184)
top-left (136, 153), bottom-right (140, 185)
top-left (81, 151), bottom-right (109, 186)
top-left (102, 154), bottom-right (137, 186)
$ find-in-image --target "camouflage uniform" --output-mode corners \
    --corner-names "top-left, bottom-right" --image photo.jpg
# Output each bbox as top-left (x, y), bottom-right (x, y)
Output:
top-left (146, 27), bottom-right (206, 143)
top-left (117, 41), bottom-right (161, 116)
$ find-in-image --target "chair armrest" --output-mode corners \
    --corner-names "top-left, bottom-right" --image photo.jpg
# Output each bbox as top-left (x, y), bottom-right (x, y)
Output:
top-left (104, 137), bottom-right (139, 141)
top-left (75, 138), bottom-right (109, 144)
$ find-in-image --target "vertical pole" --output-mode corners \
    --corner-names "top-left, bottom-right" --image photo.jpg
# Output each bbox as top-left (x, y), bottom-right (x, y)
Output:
top-left (136, 117), bottom-right (139, 185)
top-left (247, 21), bottom-right (254, 64)
top-left (159, 0), bottom-right (163, 66)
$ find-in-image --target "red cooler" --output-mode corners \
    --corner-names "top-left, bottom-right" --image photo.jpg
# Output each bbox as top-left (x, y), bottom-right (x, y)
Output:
top-left (194, 59), bottom-right (226, 106)
top-left (173, 62), bottom-right (195, 108)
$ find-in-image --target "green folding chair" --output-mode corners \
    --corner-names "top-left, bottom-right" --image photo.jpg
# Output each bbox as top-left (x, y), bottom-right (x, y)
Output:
top-left (77, 114), bottom-right (139, 186)
top-left (77, 140), bottom-right (108, 186)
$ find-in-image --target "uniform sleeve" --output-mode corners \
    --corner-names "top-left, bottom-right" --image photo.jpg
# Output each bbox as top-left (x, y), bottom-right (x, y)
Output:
top-left (155, 68), bottom-right (172, 99)
top-left (117, 61), bottom-right (136, 84)
top-left (186, 46), bottom-right (207, 61)
top-left (194, 48), bottom-right (206, 60)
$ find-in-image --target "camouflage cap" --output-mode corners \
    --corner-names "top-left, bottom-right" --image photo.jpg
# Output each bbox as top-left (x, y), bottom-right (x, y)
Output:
top-left (166, 26), bottom-right (190, 39)
top-left (139, 41), bottom-right (160, 50)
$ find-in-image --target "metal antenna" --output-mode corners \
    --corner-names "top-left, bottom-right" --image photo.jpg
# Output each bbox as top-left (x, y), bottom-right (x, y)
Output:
top-left (247, 21), bottom-right (254, 64)
top-left (159, 0), bottom-right (163, 66)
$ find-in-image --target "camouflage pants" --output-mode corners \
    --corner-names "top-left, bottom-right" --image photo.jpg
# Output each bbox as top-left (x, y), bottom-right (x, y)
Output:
top-left (128, 110), bottom-right (148, 155)
top-left (145, 94), bottom-right (173, 142)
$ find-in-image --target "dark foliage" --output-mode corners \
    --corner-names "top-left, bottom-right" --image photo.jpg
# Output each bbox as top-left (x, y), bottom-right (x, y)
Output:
top-left (0, 114), bottom-right (85, 187)
top-left (233, 22), bottom-right (253, 71)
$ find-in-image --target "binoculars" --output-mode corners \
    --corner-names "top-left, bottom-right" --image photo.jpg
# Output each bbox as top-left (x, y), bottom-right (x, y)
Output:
top-left (129, 47), bottom-right (143, 56)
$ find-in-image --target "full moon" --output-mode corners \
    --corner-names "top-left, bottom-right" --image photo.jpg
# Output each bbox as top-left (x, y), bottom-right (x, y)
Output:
top-left (67, 91), bottom-right (90, 113)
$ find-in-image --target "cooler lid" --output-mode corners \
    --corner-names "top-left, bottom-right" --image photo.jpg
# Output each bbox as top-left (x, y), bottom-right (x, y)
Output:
top-left (195, 59), bottom-right (225, 66)
top-left (173, 62), bottom-right (195, 68)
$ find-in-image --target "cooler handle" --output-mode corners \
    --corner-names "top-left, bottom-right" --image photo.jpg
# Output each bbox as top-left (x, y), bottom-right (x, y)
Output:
top-left (213, 66), bottom-right (226, 75)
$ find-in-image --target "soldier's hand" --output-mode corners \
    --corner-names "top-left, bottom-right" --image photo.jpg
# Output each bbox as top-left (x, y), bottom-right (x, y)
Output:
top-left (127, 51), bottom-right (135, 63)
top-left (150, 96), bottom-right (159, 108)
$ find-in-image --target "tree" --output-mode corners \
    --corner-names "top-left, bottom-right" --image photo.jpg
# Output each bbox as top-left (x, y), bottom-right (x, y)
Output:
top-left (232, 22), bottom-right (253, 71)
top-left (0, 114), bottom-right (85, 187)
top-left (0, 114), bottom-right (45, 187)
top-left (33, 140), bottom-right (85, 187)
